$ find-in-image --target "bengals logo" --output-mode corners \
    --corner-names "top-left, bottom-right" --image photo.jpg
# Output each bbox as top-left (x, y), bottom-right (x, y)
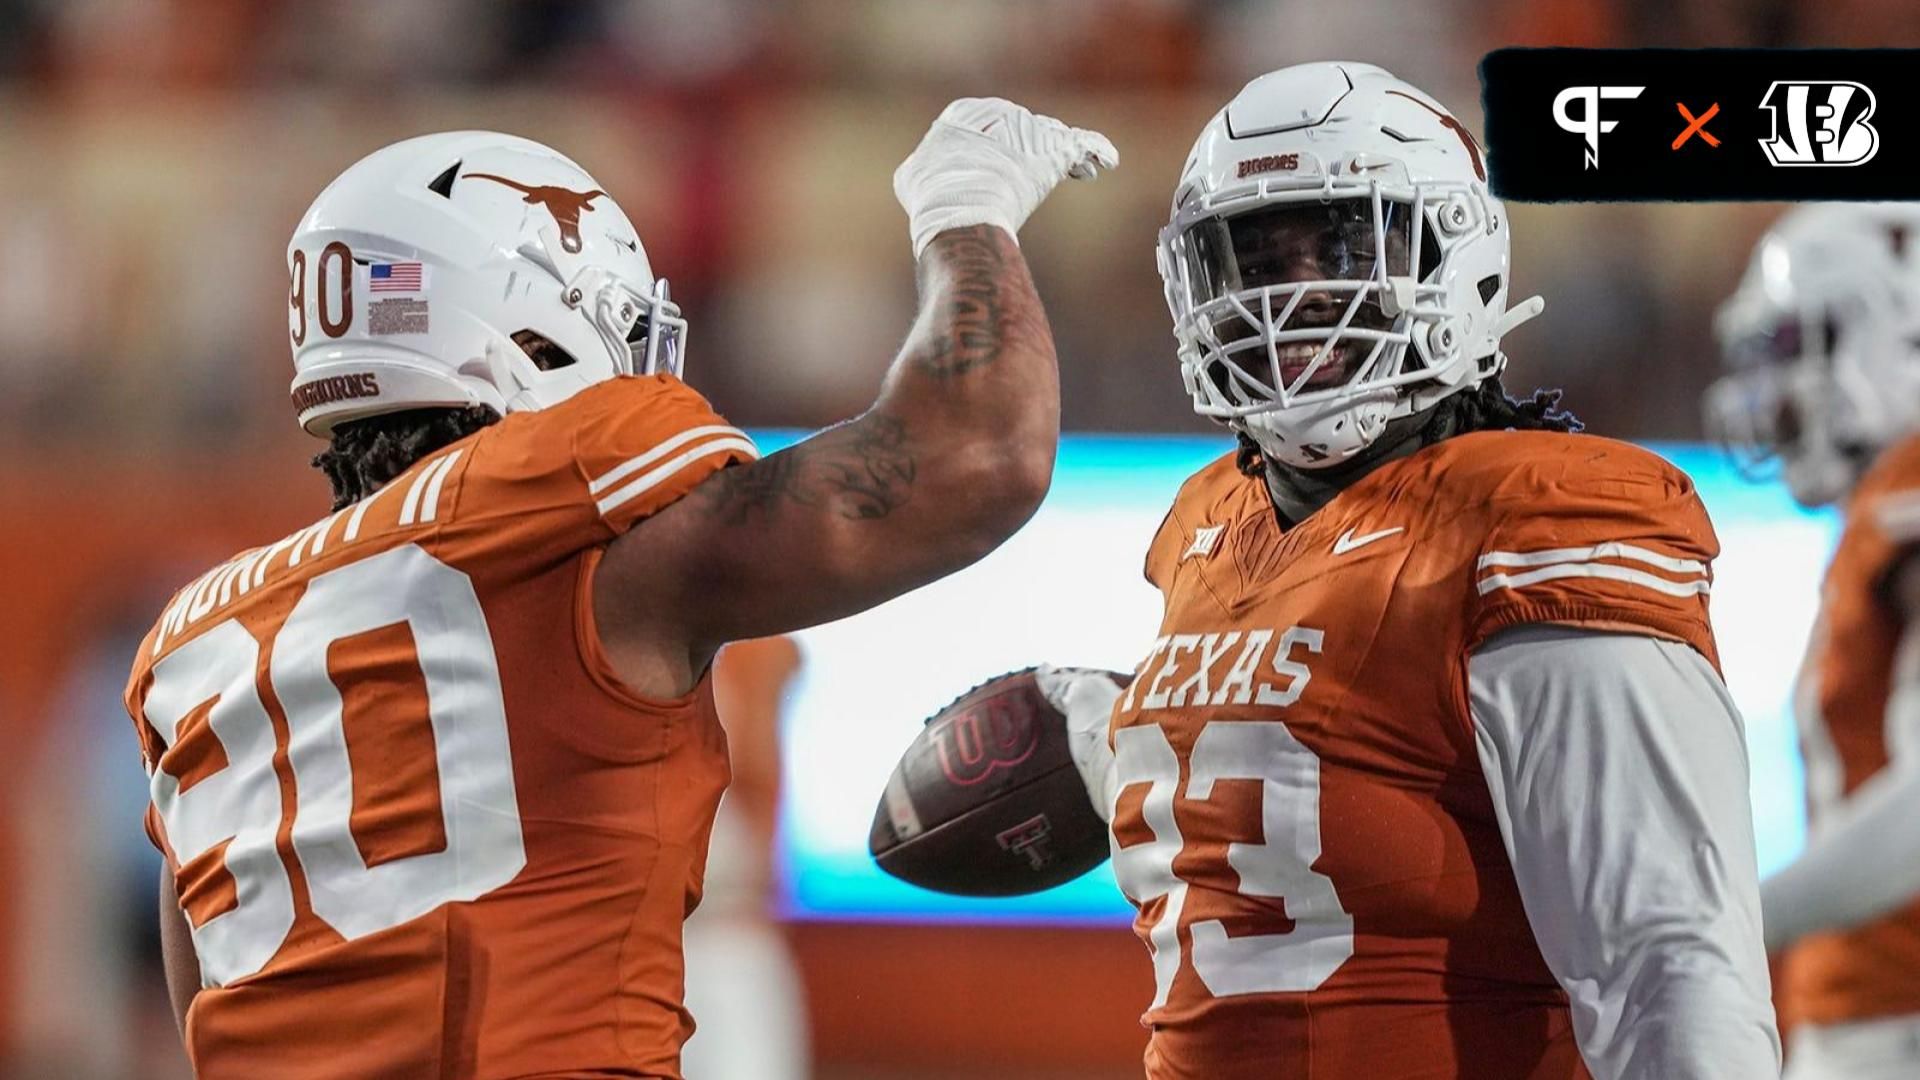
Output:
top-left (933, 695), bottom-right (1040, 786)
top-left (1758, 81), bottom-right (1879, 167)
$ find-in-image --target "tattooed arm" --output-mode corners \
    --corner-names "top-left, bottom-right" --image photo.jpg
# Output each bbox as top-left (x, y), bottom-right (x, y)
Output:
top-left (594, 226), bottom-right (1063, 695)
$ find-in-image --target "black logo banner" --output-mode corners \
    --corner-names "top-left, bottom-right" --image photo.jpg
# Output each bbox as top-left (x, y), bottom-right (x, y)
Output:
top-left (1481, 48), bottom-right (1914, 201)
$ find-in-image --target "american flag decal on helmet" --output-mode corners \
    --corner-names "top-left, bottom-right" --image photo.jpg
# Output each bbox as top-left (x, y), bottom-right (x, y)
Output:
top-left (369, 261), bottom-right (425, 292)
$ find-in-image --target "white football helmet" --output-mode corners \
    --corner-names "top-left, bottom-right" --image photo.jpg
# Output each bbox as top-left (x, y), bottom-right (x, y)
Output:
top-left (1706, 203), bottom-right (1920, 507)
top-left (1157, 62), bottom-right (1543, 469)
top-left (288, 130), bottom-right (684, 435)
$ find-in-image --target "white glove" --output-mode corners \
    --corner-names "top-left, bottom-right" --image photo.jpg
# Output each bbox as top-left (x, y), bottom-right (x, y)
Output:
top-left (1034, 664), bottom-right (1126, 823)
top-left (894, 97), bottom-right (1118, 258)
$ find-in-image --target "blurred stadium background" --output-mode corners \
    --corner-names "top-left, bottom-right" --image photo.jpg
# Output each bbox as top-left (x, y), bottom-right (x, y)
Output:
top-left (4, 1), bottom-right (1916, 1077)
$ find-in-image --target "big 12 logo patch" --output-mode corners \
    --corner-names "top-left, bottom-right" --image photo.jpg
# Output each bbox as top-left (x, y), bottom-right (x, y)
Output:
top-left (1758, 81), bottom-right (1879, 166)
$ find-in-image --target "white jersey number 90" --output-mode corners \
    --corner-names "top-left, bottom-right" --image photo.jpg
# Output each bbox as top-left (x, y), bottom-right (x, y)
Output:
top-left (142, 544), bottom-right (525, 987)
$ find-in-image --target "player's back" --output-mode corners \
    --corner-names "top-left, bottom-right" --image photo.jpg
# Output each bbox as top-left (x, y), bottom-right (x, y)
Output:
top-left (1111, 429), bottom-right (1719, 1079)
top-left (1783, 430), bottom-right (1920, 1030)
top-left (125, 375), bottom-right (757, 1079)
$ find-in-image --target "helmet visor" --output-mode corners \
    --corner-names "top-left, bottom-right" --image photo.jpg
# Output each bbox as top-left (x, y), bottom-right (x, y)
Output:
top-left (1185, 198), bottom-right (1418, 302)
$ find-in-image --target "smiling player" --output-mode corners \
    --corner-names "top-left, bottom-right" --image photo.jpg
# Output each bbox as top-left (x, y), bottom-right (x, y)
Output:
top-left (1037, 62), bottom-right (1780, 1079)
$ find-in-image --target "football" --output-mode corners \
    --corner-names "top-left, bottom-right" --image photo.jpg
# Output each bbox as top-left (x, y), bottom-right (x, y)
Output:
top-left (869, 668), bottom-right (1119, 897)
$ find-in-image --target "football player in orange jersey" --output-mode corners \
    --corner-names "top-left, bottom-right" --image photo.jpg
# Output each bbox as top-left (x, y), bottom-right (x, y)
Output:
top-left (1036, 62), bottom-right (1780, 1079)
top-left (1705, 203), bottom-right (1920, 1080)
top-left (124, 102), bottom-right (1115, 1079)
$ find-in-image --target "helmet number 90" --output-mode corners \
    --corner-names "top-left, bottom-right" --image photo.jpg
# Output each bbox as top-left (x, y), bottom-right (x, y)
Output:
top-left (289, 242), bottom-right (355, 347)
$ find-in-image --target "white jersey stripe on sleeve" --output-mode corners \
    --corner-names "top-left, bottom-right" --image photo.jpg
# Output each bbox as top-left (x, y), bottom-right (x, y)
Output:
top-left (399, 452), bottom-right (457, 527)
top-left (1478, 542), bottom-right (1707, 575)
top-left (587, 425), bottom-right (757, 496)
top-left (595, 436), bottom-right (760, 518)
top-left (398, 465), bottom-right (433, 526)
top-left (1476, 560), bottom-right (1711, 598)
top-left (418, 449), bottom-right (463, 525)
top-left (343, 482), bottom-right (389, 542)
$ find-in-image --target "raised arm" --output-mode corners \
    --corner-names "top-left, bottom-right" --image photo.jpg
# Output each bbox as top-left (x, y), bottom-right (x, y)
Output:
top-left (594, 100), bottom-right (1115, 693)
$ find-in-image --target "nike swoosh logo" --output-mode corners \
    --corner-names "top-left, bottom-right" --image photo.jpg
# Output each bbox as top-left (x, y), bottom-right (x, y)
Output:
top-left (1347, 160), bottom-right (1392, 174)
top-left (1332, 526), bottom-right (1405, 555)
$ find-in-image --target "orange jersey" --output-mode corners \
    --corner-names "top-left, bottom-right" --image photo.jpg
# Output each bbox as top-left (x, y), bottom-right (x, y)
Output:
top-left (123, 375), bottom-right (757, 1079)
top-left (1781, 432), bottom-right (1920, 1030)
top-left (1110, 430), bottom-right (1719, 1080)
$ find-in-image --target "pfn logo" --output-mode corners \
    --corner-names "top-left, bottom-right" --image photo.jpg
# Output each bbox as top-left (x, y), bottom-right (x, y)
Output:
top-left (1552, 85), bottom-right (1645, 170)
top-left (1759, 81), bottom-right (1879, 167)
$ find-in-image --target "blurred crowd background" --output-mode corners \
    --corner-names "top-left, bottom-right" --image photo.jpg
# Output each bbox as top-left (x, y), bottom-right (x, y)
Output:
top-left (6, 1), bottom-right (1920, 1078)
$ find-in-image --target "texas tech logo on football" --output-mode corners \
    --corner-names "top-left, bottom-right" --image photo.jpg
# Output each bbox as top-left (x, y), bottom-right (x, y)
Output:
top-left (1758, 80), bottom-right (1879, 167)
top-left (995, 814), bottom-right (1058, 871)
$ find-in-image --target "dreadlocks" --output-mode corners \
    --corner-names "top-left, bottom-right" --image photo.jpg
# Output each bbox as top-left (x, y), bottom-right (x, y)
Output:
top-left (1234, 377), bottom-right (1583, 478)
top-left (313, 406), bottom-right (502, 511)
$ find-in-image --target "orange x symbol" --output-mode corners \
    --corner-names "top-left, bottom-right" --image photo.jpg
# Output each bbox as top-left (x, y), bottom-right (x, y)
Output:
top-left (1673, 102), bottom-right (1721, 149)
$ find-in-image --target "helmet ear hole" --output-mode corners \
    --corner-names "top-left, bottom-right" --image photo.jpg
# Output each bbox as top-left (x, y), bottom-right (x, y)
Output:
top-left (511, 329), bottom-right (578, 371)
top-left (1477, 274), bottom-right (1501, 306)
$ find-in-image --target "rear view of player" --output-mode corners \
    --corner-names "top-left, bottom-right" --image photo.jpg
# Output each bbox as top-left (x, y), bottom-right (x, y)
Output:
top-left (1708, 203), bottom-right (1920, 1080)
top-left (126, 107), bottom-right (1114, 1078)
top-left (1035, 62), bottom-right (1780, 1078)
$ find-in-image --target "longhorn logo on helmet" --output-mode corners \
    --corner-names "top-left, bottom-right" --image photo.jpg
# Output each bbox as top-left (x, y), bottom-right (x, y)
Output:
top-left (464, 173), bottom-right (607, 253)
